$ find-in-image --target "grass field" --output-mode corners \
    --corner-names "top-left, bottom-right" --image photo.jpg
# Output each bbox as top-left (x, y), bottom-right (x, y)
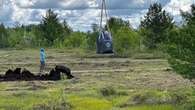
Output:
top-left (0, 49), bottom-right (194, 110)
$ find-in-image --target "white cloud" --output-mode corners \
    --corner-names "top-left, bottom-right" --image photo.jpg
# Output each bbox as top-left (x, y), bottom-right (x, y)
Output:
top-left (0, 0), bottom-right (13, 22)
top-left (96, 0), bottom-right (171, 9)
top-left (15, 0), bottom-right (91, 10)
top-left (0, 0), bottom-right (195, 31)
top-left (164, 0), bottom-right (193, 16)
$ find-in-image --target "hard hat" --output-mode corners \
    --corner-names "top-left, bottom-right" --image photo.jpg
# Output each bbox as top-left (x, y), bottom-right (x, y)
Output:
top-left (40, 48), bottom-right (44, 52)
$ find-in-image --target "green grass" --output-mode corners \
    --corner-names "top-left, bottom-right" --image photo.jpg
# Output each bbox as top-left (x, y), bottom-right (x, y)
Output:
top-left (66, 93), bottom-right (177, 110)
top-left (0, 88), bottom-right (61, 110)
top-left (0, 49), bottom-right (193, 110)
top-left (122, 105), bottom-right (175, 110)
top-left (68, 95), bottom-right (112, 110)
top-left (0, 83), bottom-right (187, 110)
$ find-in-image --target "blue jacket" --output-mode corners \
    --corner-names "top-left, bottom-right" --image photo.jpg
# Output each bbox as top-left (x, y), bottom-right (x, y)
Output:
top-left (40, 48), bottom-right (45, 62)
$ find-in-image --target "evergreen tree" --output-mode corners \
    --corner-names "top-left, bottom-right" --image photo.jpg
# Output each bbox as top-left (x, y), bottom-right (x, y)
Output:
top-left (0, 23), bottom-right (8, 48)
top-left (140, 3), bottom-right (173, 49)
top-left (62, 20), bottom-right (72, 36)
top-left (40, 9), bottom-right (64, 45)
top-left (107, 17), bottom-right (130, 33)
top-left (167, 4), bottom-right (195, 79)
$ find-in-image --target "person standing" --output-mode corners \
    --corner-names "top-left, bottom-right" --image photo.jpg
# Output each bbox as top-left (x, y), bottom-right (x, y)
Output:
top-left (40, 48), bottom-right (45, 73)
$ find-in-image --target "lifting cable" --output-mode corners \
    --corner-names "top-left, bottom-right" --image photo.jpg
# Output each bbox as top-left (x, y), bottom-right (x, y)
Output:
top-left (99, 0), bottom-right (111, 33)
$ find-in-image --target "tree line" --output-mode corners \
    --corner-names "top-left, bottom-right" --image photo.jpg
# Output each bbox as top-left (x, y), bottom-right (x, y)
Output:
top-left (0, 4), bottom-right (172, 51)
top-left (1, 3), bottom-right (195, 80)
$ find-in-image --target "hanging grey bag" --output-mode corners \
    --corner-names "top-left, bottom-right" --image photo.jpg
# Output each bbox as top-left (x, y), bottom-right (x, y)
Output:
top-left (96, 31), bottom-right (113, 54)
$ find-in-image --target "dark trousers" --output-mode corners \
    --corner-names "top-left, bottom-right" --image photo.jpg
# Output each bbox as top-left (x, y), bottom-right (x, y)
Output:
top-left (40, 61), bottom-right (45, 73)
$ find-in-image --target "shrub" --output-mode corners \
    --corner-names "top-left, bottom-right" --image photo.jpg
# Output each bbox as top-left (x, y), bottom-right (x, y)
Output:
top-left (33, 99), bottom-right (72, 110)
top-left (85, 31), bottom-right (98, 50)
top-left (99, 87), bottom-right (117, 97)
top-left (166, 5), bottom-right (195, 79)
top-left (113, 26), bottom-right (140, 57)
top-left (63, 32), bottom-right (86, 48)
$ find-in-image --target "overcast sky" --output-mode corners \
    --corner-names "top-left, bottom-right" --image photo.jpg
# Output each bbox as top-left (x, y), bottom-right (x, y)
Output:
top-left (0, 0), bottom-right (194, 31)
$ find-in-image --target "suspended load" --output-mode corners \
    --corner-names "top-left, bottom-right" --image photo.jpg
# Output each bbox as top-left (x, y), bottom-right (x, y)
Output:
top-left (96, 31), bottom-right (113, 54)
top-left (96, 0), bottom-right (113, 54)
